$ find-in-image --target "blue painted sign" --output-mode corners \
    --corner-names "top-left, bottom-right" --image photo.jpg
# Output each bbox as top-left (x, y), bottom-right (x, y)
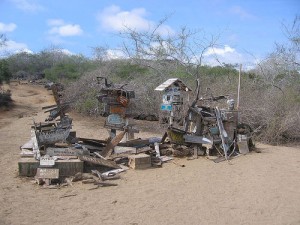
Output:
top-left (107, 114), bottom-right (125, 125)
top-left (160, 104), bottom-right (172, 111)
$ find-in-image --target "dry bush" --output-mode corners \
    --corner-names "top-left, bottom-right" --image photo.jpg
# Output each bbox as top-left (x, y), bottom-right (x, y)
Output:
top-left (239, 80), bottom-right (300, 144)
top-left (63, 61), bottom-right (300, 145)
top-left (63, 62), bottom-right (165, 117)
top-left (0, 89), bottom-right (12, 108)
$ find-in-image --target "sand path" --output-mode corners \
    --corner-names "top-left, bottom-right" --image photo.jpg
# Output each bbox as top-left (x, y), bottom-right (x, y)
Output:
top-left (0, 83), bottom-right (299, 225)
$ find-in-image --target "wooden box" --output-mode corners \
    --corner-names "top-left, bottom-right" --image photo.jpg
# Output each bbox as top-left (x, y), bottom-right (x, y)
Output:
top-left (128, 153), bottom-right (151, 170)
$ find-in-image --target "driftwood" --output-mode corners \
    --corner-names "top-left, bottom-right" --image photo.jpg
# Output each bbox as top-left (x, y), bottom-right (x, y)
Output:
top-left (82, 178), bottom-right (97, 184)
top-left (71, 172), bottom-right (95, 182)
top-left (94, 182), bottom-right (118, 187)
top-left (60, 193), bottom-right (77, 198)
top-left (88, 182), bottom-right (118, 190)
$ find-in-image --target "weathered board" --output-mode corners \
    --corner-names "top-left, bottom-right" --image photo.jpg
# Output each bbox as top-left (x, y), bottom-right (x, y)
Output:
top-left (18, 158), bottom-right (83, 177)
top-left (107, 114), bottom-right (125, 125)
top-left (36, 128), bottom-right (70, 145)
top-left (128, 153), bottom-right (151, 170)
top-left (79, 155), bottom-right (120, 169)
top-left (101, 131), bottom-right (126, 158)
top-left (110, 106), bottom-right (126, 115)
top-left (46, 147), bottom-right (88, 156)
top-left (40, 155), bottom-right (55, 167)
top-left (36, 168), bottom-right (59, 179)
top-left (114, 146), bottom-right (136, 154)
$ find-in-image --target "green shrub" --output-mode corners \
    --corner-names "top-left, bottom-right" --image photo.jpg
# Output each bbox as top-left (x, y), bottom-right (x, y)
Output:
top-left (0, 91), bottom-right (12, 107)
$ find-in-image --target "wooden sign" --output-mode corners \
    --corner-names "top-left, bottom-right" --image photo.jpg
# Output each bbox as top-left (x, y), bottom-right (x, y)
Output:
top-left (160, 104), bottom-right (172, 111)
top-left (110, 106), bottom-right (126, 115)
top-left (40, 155), bottom-right (55, 167)
top-left (36, 168), bottom-right (59, 179)
top-left (107, 114), bottom-right (125, 125)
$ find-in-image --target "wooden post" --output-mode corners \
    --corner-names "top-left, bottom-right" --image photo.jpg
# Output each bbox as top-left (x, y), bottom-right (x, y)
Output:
top-left (237, 64), bottom-right (242, 110)
top-left (169, 111), bottom-right (174, 126)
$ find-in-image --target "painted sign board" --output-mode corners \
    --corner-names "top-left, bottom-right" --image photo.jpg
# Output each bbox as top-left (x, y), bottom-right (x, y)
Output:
top-left (36, 168), bottom-right (59, 179)
top-left (160, 104), bottom-right (172, 111)
top-left (107, 114), bottom-right (125, 125)
top-left (40, 155), bottom-right (55, 167)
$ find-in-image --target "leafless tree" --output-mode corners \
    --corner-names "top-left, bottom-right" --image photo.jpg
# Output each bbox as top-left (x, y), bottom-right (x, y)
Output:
top-left (0, 34), bottom-right (7, 47)
top-left (119, 18), bottom-right (221, 79)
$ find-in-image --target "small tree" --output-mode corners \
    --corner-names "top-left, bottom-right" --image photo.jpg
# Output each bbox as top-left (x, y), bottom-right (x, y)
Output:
top-left (0, 34), bottom-right (7, 47)
top-left (0, 59), bottom-right (12, 85)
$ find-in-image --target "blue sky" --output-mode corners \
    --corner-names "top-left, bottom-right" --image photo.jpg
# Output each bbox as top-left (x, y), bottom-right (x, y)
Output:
top-left (0, 0), bottom-right (299, 67)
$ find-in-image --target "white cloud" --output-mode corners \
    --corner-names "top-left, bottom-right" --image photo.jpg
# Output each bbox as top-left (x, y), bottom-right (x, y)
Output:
top-left (47, 19), bottom-right (83, 38)
top-left (47, 19), bottom-right (65, 26)
top-left (10, 0), bottom-right (44, 13)
top-left (49, 24), bottom-right (83, 37)
top-left (229, 6), bottom-right (256, 20)
top-left (97, 5), bottom-right (174, 35)
top-left (202, 44), bottom-right (257, 69)
top-left (0, 22), bottom-right (17, 33)
top-left (204, 45), bottom-right (235, 56)
top-left (99, 5), bottom-right (149, 31)
top-left (0, 40), bottom-right (32, 56)
top-left (105, 49), bottom-right (126, 60)
top-left (60, 49), bottom-right (73, 55)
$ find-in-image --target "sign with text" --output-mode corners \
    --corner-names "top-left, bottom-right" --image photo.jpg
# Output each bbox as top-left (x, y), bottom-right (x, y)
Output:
top-left (36, 168), bottom-right (59, 179)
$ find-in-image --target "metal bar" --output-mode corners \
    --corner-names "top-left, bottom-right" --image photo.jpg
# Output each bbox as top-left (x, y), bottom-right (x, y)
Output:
top-left (215, 107), bottom-right (229, 160)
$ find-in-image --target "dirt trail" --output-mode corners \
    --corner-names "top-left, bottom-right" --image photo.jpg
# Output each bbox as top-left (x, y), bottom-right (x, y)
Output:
top-left (0, 83), bottom-right (299, 225)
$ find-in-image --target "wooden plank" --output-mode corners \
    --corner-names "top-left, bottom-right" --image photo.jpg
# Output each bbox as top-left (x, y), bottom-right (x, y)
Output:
top-left (79, 155), bottom-right (120, 169)
top-left (117, 139), bottom-right (149, 147)
top-left (35, 168), bottom-right (59, 179)
top-left (101, 131), bottom-right (126, 158)
top-left (114, 146), bottom-right (136, 154)
top-left (46, 147), bottom-right (89, 156)
top-left (136, 146), bottom-right (152, 154)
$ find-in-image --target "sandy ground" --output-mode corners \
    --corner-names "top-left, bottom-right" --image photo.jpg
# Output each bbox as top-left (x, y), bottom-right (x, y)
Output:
top-left (0, 82), bottom-right (299, 225)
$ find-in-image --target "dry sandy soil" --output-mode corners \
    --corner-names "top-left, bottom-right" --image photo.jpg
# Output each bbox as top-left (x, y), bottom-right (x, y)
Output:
top-left (0, 82), bottom-right (299, 225)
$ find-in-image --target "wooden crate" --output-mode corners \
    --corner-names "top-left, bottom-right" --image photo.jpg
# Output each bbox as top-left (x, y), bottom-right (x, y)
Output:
top-left (128, 153), bottom-right (151, 170)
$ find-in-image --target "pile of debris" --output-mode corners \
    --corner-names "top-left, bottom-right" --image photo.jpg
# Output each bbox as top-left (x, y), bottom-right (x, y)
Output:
top-left (18, 78), bottom-right (257, 188)
top-left (18, 80), bottom-right (173, 188)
